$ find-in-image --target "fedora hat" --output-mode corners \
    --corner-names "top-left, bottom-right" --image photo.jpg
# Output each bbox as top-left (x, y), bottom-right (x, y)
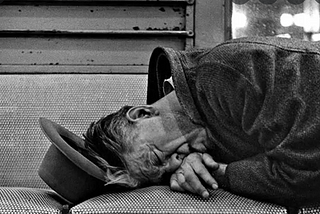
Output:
top-left (38, 117), bottom-right (109, 204)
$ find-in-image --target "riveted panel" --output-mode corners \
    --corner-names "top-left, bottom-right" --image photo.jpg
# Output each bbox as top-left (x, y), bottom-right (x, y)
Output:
top-left (0, 36), bottom-right (184, 72)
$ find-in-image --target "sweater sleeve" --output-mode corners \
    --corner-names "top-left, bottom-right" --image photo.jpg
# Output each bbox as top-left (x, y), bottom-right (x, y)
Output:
top-left (226, 146), bottom-right (320, 206)
top-left (192, 40), bottom-right (320, 206)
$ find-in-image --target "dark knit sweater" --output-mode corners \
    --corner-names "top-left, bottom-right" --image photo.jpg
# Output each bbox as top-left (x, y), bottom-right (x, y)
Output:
top-left (147, 37), bottom-right (320, 206)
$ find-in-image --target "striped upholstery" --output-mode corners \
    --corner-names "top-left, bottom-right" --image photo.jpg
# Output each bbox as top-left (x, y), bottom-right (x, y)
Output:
top-left (0, 73), bottom-right (300, 213)
top-left (0, 187), bottom-right (67, 214)
top-left (298, 204), bottom-right (320, 214)
top-left (69, 186), bottom-right (287, 214)
top-left (0, 74), bottom-right (147, 189)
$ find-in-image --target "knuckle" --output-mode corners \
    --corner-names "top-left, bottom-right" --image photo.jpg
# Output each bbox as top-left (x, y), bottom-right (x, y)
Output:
top-left (181, 162), bottom-right (192, 172)
top-left (185, 153), bottom-right (200, 161)
top-left (196, 167), bottom-right (207, 175)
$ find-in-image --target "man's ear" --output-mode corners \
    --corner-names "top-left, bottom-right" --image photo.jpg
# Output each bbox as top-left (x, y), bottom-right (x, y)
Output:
top-left (126, 106), bottom-right (159, 122)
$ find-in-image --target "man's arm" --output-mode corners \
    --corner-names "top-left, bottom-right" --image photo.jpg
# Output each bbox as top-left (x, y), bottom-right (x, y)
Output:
top-left (172, 37), bottom-right (320, 206)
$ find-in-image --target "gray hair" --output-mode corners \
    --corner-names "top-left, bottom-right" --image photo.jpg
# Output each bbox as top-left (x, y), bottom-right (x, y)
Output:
top-left (83, 106), bottom-right (166, 189)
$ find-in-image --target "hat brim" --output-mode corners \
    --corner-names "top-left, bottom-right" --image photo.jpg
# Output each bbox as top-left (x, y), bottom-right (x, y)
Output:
top-left (38, 117), bottom-right (107, 203)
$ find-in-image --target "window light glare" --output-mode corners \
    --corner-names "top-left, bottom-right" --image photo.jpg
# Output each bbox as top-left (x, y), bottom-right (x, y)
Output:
top-left (293, 13), bottom-right (308, 27)
top-left (280, 13), bottom-right (293, 27)
top-left (312, 33), bottom-right (320, 41)
top-left (232, 12), bottom-right (247, 28)
top-left (276, 33), bottom-right (292, 38)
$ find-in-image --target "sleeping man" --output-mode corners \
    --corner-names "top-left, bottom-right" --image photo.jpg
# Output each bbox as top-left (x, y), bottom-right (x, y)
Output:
top-left (82, 36), bottom-right (320, 206)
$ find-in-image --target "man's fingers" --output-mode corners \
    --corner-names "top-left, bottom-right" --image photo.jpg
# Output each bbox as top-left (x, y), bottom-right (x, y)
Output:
top-left (192, 162), bottom-right (219, 190)
top-left (170, 174), bottom-right (185, 192)
top-left (170, 172), bottom-right (195, 194)
top-left (186, 154), bottom-right (219, 190)
top-left (176, 170), bottom-right (197, 194)
top-left (170, 153), bottom-right (223, 199)
top-left (202, 153), bottom-right (219, 170)
top-left (182, 163), bottom-right (210, 198)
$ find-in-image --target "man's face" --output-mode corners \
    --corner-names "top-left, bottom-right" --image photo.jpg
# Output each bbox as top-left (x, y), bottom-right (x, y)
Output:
top-left (127, 106), bottom-right (207, 174)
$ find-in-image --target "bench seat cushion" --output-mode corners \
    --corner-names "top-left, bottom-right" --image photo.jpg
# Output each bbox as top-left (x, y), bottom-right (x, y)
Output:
top-left (0, 187), bottom-right (68, 214)
top-left (70, 186), bottom-right (287, 214)
top-left (298, 204), bottom-right (320, 214)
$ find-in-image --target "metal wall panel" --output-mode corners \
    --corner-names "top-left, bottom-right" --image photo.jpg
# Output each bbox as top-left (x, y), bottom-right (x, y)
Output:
top-left (195, 0), bottom-right (230, 48)
top-left (0, 36), bottom-right (184, 73)
top-left (0, 5), bottom-right (185, 32)
top-left (0, 1), bottom-right (194, 74)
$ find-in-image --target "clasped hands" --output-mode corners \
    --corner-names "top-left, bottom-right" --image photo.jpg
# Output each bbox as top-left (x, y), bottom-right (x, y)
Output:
top-left (170, 152), bottom-right (227, 198)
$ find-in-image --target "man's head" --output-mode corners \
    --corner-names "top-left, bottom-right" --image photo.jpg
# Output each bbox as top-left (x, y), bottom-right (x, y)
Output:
top-left (83, 91), bottom-right (207, 188)
top-left (83, 105), bottom-right (140, 187)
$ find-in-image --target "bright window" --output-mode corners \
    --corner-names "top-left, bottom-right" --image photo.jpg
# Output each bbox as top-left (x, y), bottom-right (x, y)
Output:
top-left (232, 0), bottom-right (320, 41)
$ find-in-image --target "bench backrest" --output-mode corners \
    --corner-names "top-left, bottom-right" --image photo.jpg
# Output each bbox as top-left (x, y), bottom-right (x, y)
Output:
top-left (0, 74), bottom-right (147, 188)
